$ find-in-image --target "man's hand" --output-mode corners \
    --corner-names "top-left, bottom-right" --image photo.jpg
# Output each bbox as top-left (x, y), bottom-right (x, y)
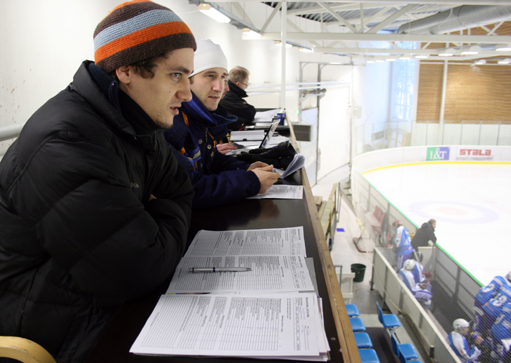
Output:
top-left (149, 194), bottom-right (157, 201)
top-left (247, 161), bottom-right (269, 171)
top-left (251, 165), bottom-right (280, 194)
top-left (216, 143), bottom-right (237, 154)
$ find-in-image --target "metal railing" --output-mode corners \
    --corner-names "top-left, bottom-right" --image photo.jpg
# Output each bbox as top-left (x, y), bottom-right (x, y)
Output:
top-left (354, 120), bottom-right (511, 159)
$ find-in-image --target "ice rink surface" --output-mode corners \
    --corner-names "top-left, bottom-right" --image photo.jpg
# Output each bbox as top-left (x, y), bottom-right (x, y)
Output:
top-left (363, 162), bottom-right (511, 285)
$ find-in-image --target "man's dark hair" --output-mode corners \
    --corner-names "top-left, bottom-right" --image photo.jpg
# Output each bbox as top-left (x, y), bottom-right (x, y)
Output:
top-left (109, 52), bottom-right (169, 80)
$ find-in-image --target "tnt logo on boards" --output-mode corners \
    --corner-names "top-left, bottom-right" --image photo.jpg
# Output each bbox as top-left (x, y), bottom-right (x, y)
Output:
top-left (427, 147), bottom-right (450, 161)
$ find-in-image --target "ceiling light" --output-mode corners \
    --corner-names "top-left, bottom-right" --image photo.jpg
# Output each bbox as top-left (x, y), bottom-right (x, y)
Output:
top-left (461, 45), bottom-right (481, 55)
top-left (415, 55), bottom-right (429, 59)
top-left (375, 59), bottom-right (384, 63)
top-left (366, 60), bottom-right (375, 64)
top-left (474, 59), bottom-right (486, 65)
top-left (242, 28), bottom-right (261, 39)
top-left (386, 58), bottom-right (396, 62)
top-left (400, 56), bottom-right (411, 60)
top-left (299, 47), bottom-right (313, 53)
top-left (498, 58), bottom-right (511, 64)
top-left (496, 44), bottom-right (511, 51)
top-left (438, 48), bottom-right (455, 56)
top-left (198, 4), bottom-right (230, 24)
top-left (275, 41), bottom-right (292, 48)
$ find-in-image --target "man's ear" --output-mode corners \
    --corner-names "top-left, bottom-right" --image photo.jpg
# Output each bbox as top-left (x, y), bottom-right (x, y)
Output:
top-left (115, 65), bottom-right (132, 85)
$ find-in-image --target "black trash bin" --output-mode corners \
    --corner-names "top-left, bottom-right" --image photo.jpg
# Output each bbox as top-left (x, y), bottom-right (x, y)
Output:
top-left (351, 263), bottom-right (367, 283)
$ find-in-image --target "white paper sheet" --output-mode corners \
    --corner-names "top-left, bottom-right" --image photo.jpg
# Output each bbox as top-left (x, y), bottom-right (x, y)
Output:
top-left (130, 293), bottom-right (321, 358)
top-left (248, 185), bottom-right (303, 200)
top-left (230, 130), bottom-right (265, 141)
top-left (185, 227), bottom-right (307, 257)
top-left (166, 255), bottom-right (314, 293)
top-left (274, 153), bottom-right (305, 179)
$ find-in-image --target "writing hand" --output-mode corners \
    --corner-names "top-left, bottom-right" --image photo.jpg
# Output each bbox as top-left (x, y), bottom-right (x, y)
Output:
top-left (247, 161), bottom-right (269, 171)
top-left (251, 165), bottom-right (280, 193)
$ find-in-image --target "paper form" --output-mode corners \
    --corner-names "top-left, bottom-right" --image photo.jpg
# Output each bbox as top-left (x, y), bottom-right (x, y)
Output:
top-left (130, 293), bottom-right (322, 358)
top-left (185, 227), bottom-right (307, 257)
top-left (166, 255), bottom-right (315, 294)
top-left (248, 185), bottom-right (303, 200)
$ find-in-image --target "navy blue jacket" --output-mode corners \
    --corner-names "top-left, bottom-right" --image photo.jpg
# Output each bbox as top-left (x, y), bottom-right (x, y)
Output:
top-left (164, 93), bottom-right (260, 208)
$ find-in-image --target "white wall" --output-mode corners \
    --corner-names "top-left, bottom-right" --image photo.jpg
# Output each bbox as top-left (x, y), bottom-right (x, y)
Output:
top-left (0, 0), bottom-right (394, 177)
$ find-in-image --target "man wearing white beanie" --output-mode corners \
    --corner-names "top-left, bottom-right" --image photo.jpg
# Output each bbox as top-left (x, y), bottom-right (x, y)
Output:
top-left (164, 39), bottom-right (279, 208)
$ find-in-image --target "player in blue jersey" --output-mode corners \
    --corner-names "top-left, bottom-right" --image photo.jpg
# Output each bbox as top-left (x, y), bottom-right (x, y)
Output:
top-left (399, 259), bottom-right (433, 308)
top-left (474, 272), bottom-right (511, 339)
top-left (392, 220), bottom-right (413, 271)
top-left (491, 301), bottom-right (511, 363)
top-left (448, 318), bottom-right (483, 363)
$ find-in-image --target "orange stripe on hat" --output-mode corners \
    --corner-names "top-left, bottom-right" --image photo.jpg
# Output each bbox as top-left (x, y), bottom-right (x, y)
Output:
top-left (95, 22), bottom-right (191, 64)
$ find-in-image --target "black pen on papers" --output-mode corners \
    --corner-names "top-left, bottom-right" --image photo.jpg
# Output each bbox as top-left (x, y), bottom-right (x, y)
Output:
top-left (189, 267), bottom-right (252, 273)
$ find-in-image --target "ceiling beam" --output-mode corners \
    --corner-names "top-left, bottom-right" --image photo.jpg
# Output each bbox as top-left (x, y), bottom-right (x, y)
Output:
top-left (317, 2), bottom-right (358, 33)
top-left (313, 47), bottom-right (511, 56)
top-left (212, 0), bottom-right (511, 4)
top-left (366, 4), bottom-right (415, 33)
top-left (254, 32), bottom-right (511, 43)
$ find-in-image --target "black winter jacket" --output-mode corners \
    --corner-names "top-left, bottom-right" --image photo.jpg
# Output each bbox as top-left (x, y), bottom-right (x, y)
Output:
top-left (219, 80), bottom-right (256, 131)
top-left (411, 222), bottom-right (437, 250)
top-left (0, 61), bottom-right (193, 362)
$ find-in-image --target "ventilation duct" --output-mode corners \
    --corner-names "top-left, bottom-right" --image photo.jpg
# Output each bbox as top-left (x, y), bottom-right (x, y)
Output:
top-left (398, 5), bottom-right (511, 34)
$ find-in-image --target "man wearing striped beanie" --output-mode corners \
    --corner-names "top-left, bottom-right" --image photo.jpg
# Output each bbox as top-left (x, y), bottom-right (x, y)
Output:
top-left (0, 1), bottom-right (197, 362)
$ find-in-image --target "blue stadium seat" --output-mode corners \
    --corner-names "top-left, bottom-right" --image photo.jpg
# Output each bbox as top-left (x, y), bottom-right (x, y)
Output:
top-left (390, 330), bottom-right (419, 361)
top-left (350, 317), bottom-right (366, 332)
top-left (345, 304), bottom-right (360, 317)
top-left (354, 332), bottom-right (373, 349)
top-left (399, 349), bottom-right (423, 363)
top-left (376, 301), bottom-right (401, 329)
top-left (359, 348), bottom-right (381, 363)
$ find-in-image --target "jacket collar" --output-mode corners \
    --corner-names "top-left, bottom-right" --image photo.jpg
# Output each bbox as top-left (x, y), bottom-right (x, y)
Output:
top-left (73, 61), bottom-right (158, 154)
top-left (181, 92), bottom-right (237, 129)
top-left (227, 80), bottom-right (249, 98)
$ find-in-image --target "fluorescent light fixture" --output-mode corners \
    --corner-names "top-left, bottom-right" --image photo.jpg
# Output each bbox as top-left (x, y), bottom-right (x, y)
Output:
top-left (275, 41), bottom-right (292, 48)
top-left (375, 59), bottom-right (384, 63)
top-left (366, 59), bottom-right (375, 63)
top-left (498, 58), bottom-right (511, 64)
top-left (496, 44), bottom-right (511, 51)
top-left (474, 59), bottom-right (486, 65)
top-left (461, 45), bottom-right (481, 55)
top-left (242, 28), bottom-right (261, 39)
top-left (415, 55), bottom-right (429, 59)
top-left (438, 48), bottom-right (455, 56)
top-left (386, 58), bottom-right (396, 62)
top-left (299, 47), bottom-right (313, 53)
top-left (198, 4), bottom-right (230, 24)
top-left (400, 56), bottom-right (411, 60)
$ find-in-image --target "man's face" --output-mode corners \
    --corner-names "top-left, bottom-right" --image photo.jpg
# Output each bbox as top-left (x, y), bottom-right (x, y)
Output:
top-left (190, 68), bottom-right (228, 111)
top-left (237, 76), bottom-right (249, 91)
top-left (117, 48), bottom-right (194, 129)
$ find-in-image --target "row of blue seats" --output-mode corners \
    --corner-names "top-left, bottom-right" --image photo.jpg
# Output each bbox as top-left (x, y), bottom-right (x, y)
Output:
top-left (347, 301), bottom-right (423, 363)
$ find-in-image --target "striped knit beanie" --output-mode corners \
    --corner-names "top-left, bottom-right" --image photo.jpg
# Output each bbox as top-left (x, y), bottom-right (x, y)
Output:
top-left (93, 0), bottom-right (196, 73)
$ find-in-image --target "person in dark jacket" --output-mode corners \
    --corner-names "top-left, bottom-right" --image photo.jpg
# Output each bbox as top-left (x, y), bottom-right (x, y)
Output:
top-left (0, 2), bottom-right (196, 362)
top-left (220, 66), bottom-right (257, 131)
top-left (411, 219), bottom-right (437, 250)
top-left (164, 40), bottom-right (279, 209)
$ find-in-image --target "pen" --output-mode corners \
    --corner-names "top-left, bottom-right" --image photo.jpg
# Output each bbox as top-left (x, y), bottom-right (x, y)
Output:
top-left (189, 267), bottom-right (252, 273)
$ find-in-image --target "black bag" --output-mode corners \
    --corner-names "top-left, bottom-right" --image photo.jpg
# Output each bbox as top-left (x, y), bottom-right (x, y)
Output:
top-left (236, 141), bottom-right (296, 169)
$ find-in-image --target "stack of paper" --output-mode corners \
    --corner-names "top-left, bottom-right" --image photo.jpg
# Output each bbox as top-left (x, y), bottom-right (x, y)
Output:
top-left (130, 227), bottom-right (330, 361)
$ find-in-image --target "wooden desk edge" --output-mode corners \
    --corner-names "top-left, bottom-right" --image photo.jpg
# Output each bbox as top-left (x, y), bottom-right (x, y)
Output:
top-left (288, 123), bottom-right (361, 363)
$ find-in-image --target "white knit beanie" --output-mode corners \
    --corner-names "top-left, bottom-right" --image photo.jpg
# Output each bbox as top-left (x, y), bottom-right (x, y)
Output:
top-left (190, 39), bottom-right (228, 77)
